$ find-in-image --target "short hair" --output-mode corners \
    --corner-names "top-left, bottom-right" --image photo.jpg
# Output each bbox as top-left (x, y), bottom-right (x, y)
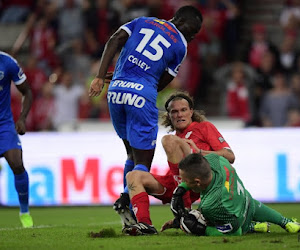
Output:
top-left (161, 91), bottom-right (206, 131)
top-left (174, 5), bottom-right (203, 24)
top-left (178, 153), bottom-right (211, 182)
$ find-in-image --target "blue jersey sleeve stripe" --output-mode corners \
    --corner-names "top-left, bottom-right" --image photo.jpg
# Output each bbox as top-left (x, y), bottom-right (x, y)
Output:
top-left (14, 75), bottom-right (26, 85)
top-left (167, 68), bottom-right (177, 77)
top-left (120, 26), bottom-right (132, 36)
top-left (174, 26), bottom-right (187, 48)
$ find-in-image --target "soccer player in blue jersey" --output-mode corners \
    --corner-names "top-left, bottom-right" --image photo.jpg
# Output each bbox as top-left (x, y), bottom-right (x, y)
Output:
top-left (88, 5), bottom-right (203, 232)
top-left (0, 51), bottom-right (33, 228)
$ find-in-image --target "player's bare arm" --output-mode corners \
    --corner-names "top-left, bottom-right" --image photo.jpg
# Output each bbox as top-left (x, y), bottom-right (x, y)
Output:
top-left (89, 29), bottom-right (129, 97)
top-left (183, 139), bottom-right (235, 163)
top-left (157, 71), bottom-right (174, 92)
top-left (15, 80), bottom-right (33, 135)
top-left (201, 148), bottom-right (235, 164)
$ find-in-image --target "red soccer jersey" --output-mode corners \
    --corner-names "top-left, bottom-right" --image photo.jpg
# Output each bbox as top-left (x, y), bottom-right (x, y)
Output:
top-left (176, 121), bottom-right (231, 152)
top-left (167, 121), bottom-right (231, 177)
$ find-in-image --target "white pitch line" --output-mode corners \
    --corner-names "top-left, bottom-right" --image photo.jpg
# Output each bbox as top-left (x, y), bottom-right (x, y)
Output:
top-left (0, 221), bottom-right (121, 231)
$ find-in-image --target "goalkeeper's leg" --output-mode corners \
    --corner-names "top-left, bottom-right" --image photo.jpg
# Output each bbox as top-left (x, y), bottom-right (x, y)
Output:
top-left (252, 199), bottom-right (299, 232)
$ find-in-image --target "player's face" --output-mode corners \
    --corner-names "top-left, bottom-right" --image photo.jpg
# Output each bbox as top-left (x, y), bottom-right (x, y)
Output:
top-left (168, 99), bottom-right (193, 132)
top-left (179, 169), bottom-right (202, 193)
top-left (180, 19), bottom-right (201, 43)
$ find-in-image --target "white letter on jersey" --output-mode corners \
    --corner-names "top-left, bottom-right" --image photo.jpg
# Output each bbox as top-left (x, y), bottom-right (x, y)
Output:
top-left (107, 92), bottom-right (145, 108)
top-left (237, 180), bottom-right (245, 195)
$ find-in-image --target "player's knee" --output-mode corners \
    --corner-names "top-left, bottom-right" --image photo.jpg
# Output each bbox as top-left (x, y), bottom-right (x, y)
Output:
top-left (161, 135), bottom-right (178, 154)
top-left (126, 170), bottom-right (139, 184)
top-left (126, 170), bottom-right (148, 185)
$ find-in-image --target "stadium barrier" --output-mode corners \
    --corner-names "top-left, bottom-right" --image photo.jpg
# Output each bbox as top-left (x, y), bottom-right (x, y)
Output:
top-left (1, 127), bottom-right (299, 206)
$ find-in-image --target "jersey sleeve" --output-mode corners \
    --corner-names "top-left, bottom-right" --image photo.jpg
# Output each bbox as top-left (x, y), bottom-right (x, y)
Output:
top-left (166, 45), bottom-right (187, 77)
top-left (201, 121), bottom-right (231, 151)
top-left (7, 55), bottom-right (26, 85)
top-left (120, 17), bottom-right (140, 36)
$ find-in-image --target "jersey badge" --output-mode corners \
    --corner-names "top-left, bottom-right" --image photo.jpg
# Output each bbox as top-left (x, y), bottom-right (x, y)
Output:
top-left (0, 71), bottom-right (4, 80)
top-left (218, 136), bottom-right (225, 143)
top-left (216, 223), bottom-right (233, 233)
top-left (185, 131), bottom-right (193, 139)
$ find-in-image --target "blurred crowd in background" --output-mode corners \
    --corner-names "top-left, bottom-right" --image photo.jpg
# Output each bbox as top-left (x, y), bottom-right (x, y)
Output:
top-left (1, 0), bottom-right (300, 131)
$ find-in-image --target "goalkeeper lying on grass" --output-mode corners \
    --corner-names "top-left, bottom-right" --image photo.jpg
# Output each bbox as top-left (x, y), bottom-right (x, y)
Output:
top-left (167, 153), bottom-right (300, 236)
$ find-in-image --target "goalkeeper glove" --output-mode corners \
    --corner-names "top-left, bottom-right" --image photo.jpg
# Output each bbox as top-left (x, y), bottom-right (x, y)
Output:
top-left (180, 210), bottom-right (206, 236)
top-left (171, 186), bottom-right (187, 218)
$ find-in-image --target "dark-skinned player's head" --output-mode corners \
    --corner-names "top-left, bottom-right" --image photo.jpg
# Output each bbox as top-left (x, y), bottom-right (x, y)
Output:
top-left (171, 6), bottom-right (203, 43)
top-left (179, 153), bottom-right (212, 193)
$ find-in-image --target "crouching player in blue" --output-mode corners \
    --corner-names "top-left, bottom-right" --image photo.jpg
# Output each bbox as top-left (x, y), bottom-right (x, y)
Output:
top-left (0, 51), bottom-right (33, 228)
top-left (89, 5), bottom-right (203, 227)
top-left (169, 153), bottom-right (300, 236)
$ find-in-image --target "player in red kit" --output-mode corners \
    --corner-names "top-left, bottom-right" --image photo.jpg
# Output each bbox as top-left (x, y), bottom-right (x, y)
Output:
top-left (122, 92), bottom-right (235, 235)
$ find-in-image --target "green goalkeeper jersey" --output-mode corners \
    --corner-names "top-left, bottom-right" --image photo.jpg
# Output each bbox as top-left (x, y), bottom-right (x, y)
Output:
top-left (180, 154), bottom-right (254, 236)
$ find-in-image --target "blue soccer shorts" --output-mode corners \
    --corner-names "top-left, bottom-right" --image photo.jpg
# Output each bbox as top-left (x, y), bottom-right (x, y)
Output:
top-left (107, 90), bottom-right (158, 150)
top-left (0, 125), bottom-right (22, 156)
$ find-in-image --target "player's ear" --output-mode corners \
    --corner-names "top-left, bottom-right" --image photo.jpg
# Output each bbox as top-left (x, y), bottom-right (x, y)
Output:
top-left (194, 178), bottom-right (201, 186)
top-left (189, 108), bottom-right (193, 118)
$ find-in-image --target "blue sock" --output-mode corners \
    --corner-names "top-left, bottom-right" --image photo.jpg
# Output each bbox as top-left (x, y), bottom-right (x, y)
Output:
top-left (123, 159), bottom-right (134, 188)
top-left (133, 164), bottom-right (149, 172)
top-left (14, 171), bottom-right (29, 213)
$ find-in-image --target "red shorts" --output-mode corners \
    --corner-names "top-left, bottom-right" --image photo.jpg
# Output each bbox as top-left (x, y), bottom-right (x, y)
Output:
top-left (152, 172), bottom-right (200, 207)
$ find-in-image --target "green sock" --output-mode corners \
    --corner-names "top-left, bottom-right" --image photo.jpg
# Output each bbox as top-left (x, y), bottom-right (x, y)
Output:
top-left (252, 199), bottom-right (291, 228)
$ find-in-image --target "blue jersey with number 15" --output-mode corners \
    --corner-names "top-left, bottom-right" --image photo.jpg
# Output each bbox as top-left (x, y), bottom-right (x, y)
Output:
top-left (109, 17), bottom-right (187, 103)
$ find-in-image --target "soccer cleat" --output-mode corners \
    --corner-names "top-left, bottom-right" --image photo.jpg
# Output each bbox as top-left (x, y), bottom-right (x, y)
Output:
top-left (20, 213), bottom-right (33, 228)
top-left (285, 218), bottom-right (300, 233)
top-left (253, 222), bottom-right (270, 233)
top-left (113, 193), bottom-right (130, 213)
top-left (118, 207), bottom-right (137, 226)
top-left (113, 193), bottom-right (137, 227)
top-left (249, 221), bottom-right (270, 233)
top-left (123, 222), bottom-right (158, 236)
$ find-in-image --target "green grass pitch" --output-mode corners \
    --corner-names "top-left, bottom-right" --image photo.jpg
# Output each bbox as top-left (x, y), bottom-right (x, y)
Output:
top-left (0, 204), bottom-right (299, 249)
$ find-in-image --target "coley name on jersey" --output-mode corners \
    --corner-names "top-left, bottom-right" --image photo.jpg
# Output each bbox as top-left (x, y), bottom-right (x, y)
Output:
top-left (128, 55), bottom-right (151, 71)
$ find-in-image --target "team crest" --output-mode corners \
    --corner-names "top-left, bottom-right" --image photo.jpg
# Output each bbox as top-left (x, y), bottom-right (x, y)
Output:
top-left (185, 131), bottom-right (192, 139)
top-left (0, 71), bottom-right (4, 80)
top-left (218, 136), bottom-right (225, 143)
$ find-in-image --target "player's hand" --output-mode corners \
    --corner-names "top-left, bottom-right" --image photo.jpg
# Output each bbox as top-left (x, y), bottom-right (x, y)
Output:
top-left (89, 77), bottom-right (104, 97)
top-left (171, 186), bottom-right (187, 218)
top-left (15, 118), bottom-right (26, 135)
top-left (160, 217), bottom-right (180, 232)
top-left (183, 139), bottom-right (200, 153)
